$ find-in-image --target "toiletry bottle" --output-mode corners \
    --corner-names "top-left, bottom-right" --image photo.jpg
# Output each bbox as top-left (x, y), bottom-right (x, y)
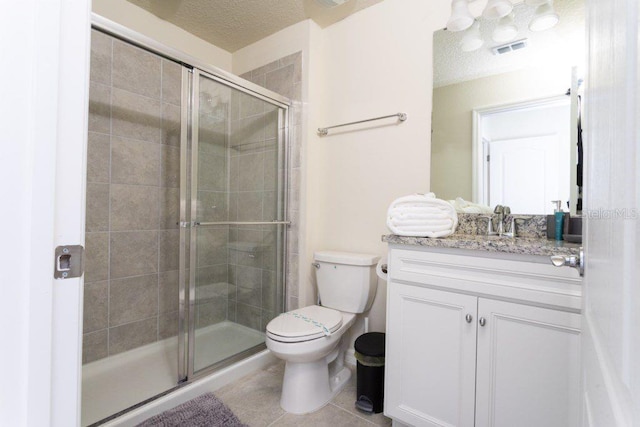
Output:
top-left (552, 200), bottom-right (564, 241)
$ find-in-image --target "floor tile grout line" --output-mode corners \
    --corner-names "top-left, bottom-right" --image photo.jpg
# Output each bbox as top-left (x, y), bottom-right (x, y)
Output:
top-left (328, 402), bottom-right (380, 426)
top-left (266, 411), bottom-right (286, 427)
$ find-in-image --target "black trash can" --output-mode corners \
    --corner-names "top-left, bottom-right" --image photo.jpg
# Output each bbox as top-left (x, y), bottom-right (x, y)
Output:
top-left (354, 332), bottom-right (386, 414)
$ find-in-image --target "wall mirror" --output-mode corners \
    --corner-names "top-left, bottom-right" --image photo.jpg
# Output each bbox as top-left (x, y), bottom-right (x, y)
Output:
top-left (430, 0), bottom-right (585, 215)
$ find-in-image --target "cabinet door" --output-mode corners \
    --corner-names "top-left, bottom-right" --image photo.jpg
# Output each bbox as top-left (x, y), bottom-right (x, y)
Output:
top-left (385, 283), bottom-right (477, 427)
top-left (475, 299), bottom-right (581, 427)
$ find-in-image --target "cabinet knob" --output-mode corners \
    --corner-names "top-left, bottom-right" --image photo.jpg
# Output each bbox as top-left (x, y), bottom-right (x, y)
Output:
top-left (465, 314), bottom-right (473, 323)
top-left (479, 317), bottom-right (486, 327)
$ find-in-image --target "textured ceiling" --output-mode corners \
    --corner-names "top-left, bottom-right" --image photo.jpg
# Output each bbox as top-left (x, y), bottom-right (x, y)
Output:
top-left (127, 0), bottom-right (384, 52)
top-left (434, 0), bottom-right (585, 88)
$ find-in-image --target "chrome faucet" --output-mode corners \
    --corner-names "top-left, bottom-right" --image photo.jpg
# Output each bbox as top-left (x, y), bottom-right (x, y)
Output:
top-left (493, 205), bottom-right (513, 237)
top-left (494, 205), bottom-right (505, 236)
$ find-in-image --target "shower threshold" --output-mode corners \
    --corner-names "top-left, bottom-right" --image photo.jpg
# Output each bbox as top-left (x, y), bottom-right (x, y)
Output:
top-left (81, 321), bottom-right (265, 426)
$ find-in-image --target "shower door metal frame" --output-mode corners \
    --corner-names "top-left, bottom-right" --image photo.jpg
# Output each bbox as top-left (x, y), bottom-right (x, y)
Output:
top-left (91, 14), bottom-right (292, 385)
top-left (186, 68), bottom-right (290, 380)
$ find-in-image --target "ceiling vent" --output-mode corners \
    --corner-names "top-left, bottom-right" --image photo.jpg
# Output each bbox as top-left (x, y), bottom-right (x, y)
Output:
top-left (314, 0), bottom-right (349, 7)
top-left (492, 39), bottom-right (528, 55)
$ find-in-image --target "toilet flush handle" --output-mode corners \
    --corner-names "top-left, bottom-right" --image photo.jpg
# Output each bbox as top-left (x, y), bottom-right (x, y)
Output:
top-left (312, 262), bottom-right (320, 269)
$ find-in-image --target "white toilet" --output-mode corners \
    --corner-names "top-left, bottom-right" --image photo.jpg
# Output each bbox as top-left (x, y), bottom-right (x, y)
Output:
top-left (265, 251), bottom-right (380, 414)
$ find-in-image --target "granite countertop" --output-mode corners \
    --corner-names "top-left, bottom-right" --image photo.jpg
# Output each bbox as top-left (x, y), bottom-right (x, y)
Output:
top-left (382, 234), bottom-right (581, 257)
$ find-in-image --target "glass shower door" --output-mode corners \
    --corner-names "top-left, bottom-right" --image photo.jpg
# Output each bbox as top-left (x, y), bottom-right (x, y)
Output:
top-left (188, 70), bottom-right (287, 376)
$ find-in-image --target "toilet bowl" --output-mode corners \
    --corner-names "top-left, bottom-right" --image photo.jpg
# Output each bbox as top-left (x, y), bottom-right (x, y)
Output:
top-left (265, 251), bottom-right (379, 414)
top-left (266, 306), bottom-right (356, 414)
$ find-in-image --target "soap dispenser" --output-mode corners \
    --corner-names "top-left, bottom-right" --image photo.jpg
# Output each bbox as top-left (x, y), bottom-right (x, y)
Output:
top-left (552, 200), bottom-right (564, 241)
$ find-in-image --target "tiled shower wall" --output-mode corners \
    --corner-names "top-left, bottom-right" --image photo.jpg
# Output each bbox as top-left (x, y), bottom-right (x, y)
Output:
top-left (83, 29), bottom-right (303, 363)
top-left (239, 52), bottom-right (303, 314)
top-left (83, 30), bottom-right (182, 363)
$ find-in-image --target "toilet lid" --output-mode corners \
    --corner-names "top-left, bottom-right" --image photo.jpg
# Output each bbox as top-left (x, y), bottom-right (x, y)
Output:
top-left (266, 305), bottom-right (343, 342)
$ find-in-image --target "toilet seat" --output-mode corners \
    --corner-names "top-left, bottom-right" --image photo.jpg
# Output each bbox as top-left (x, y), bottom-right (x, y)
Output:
top-left (266, 305), bottom-right (343, 343)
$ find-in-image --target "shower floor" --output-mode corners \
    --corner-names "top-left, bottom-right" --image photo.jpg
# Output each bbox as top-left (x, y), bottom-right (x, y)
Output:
top-left (81, 321), bottom-right (265, 426)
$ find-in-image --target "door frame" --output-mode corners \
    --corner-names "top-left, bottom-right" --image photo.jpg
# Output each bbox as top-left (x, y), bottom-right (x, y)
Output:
top-left (472, 94), bottom-right (570, 206)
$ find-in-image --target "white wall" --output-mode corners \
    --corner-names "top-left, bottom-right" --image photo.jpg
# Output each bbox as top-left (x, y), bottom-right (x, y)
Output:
top-left (92, 0), bottom-right (232, 71)
top-left (235, 0), bottom-right (450, 336)
top-left (304, 0), bottom-right (449, 334)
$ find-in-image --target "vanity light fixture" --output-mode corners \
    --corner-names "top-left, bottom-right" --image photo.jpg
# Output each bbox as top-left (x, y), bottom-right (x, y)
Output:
top-left (445, 0), bottom-right (560, 52)
top-left (446, 0), bottom-right (475, 32)
top-left (482, 0), bottom-right (513, 20)
top-left (461, 20), bottom-right (484, 52)
top-left (529, 1), bottom-right (559, 31)
top-left (492, 13), bottom-right (519, 42)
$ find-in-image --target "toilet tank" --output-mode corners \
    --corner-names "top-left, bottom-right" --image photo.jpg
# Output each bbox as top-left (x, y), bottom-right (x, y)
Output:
top-left (314, 251), bottom-right (380, 314)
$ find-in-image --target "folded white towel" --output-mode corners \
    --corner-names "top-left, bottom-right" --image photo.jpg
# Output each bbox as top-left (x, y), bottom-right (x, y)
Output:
top-left (389, 218), bottom-right (453, 228)
top-left (387, 193), bottom-right (458, 238)
top-left (448, 197), bottom-right (493, 214)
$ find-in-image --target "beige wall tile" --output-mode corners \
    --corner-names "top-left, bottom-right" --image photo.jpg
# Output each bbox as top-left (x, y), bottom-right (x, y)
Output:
top-left (110, 184), bottom-right (159, 231)
top-left (237, 192), bottom-right (263, 221)
top-left (83, 330), bottom-right (108, 364)
top-left (159, 187), bottom-right (180, 229)
top-left (111, 136), bottom-right (161, 186)
top-left (109, 274), bottom-right (158, 326)
top-left (162, 60), bottom-right (182, 106)
top-left (162, 102), bottom-right (181, 147)
top-left (197, 191), bottom-right (228, 223)
top-left (88, 82), bottom-right (111, 134)
top-left (230, 115), bottom-right (265, 147)
top-left (196, 298), bottom-right (227, 328)
top-left (239, 92), bottom-right (265, 119)
top-left (251, 60), bottom-right (279, 78)
top-left (110, 231), bottom-right (158, 278)
top-left (159, 270), bottom-right (179, 314)
top-left (112, 40), bottom-right (161, 99)
top-left (85, 232), bottom-right (109, 283)
top-left (195, 264), bottom-right (228, 288)
top-left (236, 303), bottom-right (262, 331)
top-left (196, 227), bottom-right (228, 267)
top-left (90, 30), bottom-right (112, 85)
top-left (160, 144), bottom-right (181, 188)
top-left (159, 229), bottom-right (180, 272)
top-left (159, 311), bottom-right (179, 339)
top-left (109, 317), bottom-right (157, 355)
top-left (238, 152), bottom-right (265, 191)
top-left (265, 65), bottom-right (294, 100)
top-left (111, 88), bottom-right (162, 143)
top-left (262, 270), bottom-right (278, 313)
top-left (87, 132), bottom-right (111, 183)
top-left (83, 281), bottom-right (108, 333)
top-left (198, 151), bottom-right (227, 192)
top-left (86, 183), bottom-right (110, 232)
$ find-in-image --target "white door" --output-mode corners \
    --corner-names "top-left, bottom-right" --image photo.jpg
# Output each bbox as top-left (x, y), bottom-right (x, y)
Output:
top-left (385, 284), bottom-right (477, 427)
top-left (478, 98), bottom-right (571, 214)
top-left (581, 0), bottom-right (640, 425)
top-left (475, 299), bottom-right (581, 427)
top-left (0, 0), bottom-right (91, 426)
top-left (487, 135), bottom-right (562, 214)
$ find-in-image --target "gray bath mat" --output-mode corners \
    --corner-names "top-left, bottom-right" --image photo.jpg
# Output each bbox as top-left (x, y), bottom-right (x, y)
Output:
top-left (136, 392), bottom-right (247, 427)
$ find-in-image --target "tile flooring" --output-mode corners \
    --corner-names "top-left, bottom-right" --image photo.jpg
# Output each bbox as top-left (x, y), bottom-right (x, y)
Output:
top-left (216, 361), bottom-right (392, 426)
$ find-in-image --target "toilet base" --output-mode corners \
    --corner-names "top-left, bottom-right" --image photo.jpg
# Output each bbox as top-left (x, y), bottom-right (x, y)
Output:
top-left (280, 360), bottom-right (351, 414)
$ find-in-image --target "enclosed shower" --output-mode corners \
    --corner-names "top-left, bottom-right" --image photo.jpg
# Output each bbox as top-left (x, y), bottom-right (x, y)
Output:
top-left (82, 24), bottom-right (292, 425)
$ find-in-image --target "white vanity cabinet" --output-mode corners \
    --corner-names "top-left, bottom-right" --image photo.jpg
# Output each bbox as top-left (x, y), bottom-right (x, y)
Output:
top-left (384, 246), bottom-right (582, 427)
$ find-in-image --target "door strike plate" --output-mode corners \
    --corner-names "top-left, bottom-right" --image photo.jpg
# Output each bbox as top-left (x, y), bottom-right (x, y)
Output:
top-left (54, 245), bottom-right (84, 279)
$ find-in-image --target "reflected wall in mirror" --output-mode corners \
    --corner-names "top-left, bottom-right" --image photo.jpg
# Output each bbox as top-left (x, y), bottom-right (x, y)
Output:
top-left (431, 0), bottom-right (585, 215)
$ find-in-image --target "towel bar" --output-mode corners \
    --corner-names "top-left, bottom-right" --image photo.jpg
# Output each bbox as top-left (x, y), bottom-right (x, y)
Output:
top-left (318, 112), bottom-right (407, 136)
